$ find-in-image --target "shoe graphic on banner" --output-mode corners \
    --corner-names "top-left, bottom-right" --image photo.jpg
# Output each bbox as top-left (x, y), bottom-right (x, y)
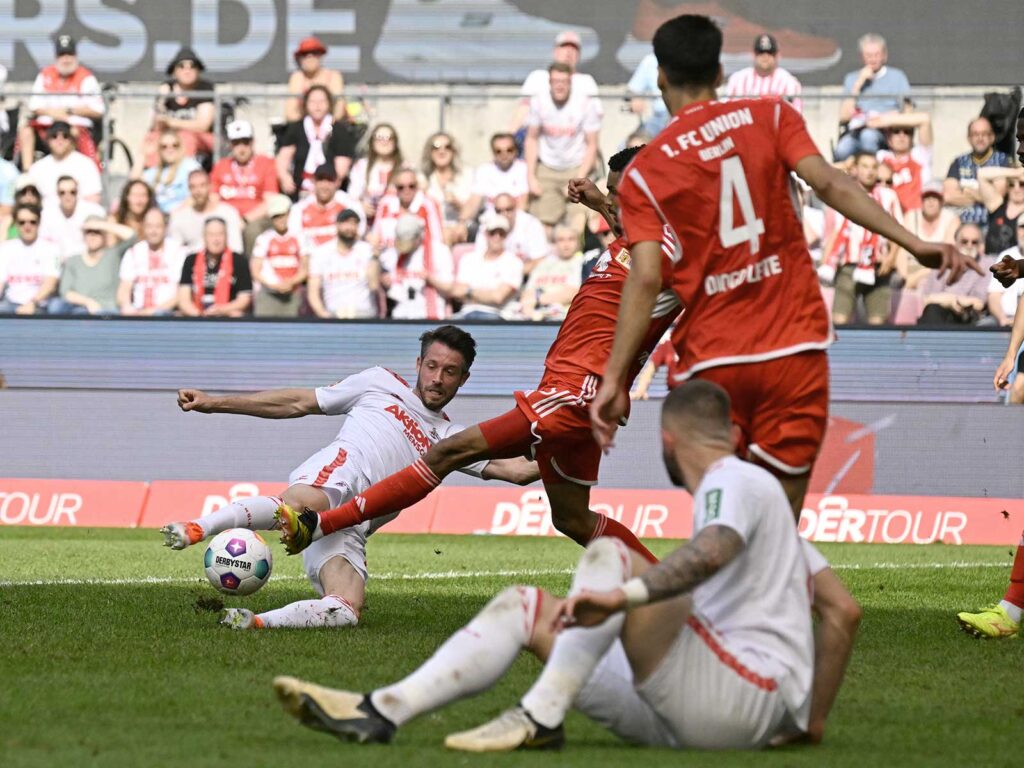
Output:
top-left (374, 0), bottom-right (598, 82)
top-left (616, 0), bottom-right (842, 75)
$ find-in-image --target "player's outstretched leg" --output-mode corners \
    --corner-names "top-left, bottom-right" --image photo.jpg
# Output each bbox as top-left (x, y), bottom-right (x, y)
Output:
top-left (222, 595), bottom-right (359, 630)
top-left (957, 530), bottom-right (1024, 639)
top-left (544, 480), bottom-right (658, 564)
top-left (160, 495), bottom-right (283, 550)
top-left (274, 585), bottom-right (545, 744)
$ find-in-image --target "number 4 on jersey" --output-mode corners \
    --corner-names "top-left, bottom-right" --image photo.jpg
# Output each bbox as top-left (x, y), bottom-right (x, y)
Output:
top-left (719, 156), bottom-right (765, 254)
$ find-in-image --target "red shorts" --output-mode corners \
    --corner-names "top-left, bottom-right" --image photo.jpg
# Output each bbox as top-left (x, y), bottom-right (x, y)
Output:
top-left (477, 377), bottom-right (602, 487)
top-left (695, 351), bottom-right (829, 476)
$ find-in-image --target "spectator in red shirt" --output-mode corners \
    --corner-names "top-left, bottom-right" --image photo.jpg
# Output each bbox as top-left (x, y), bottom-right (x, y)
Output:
top-left (287, 162), bottom-right (365, 252)
top-left (251, 194), bottom-right (307, 317)
top-left (210, 119), bottom-right (280, 255)
top-left (370, 167), bottom-right (445, 253)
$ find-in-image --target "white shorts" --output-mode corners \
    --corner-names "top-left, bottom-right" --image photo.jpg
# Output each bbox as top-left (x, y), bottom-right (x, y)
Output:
top-left (636, 615), bottom-right (793, 749)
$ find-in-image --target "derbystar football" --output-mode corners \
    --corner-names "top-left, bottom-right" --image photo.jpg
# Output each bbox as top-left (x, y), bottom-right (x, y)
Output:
top-left (203, 529), bottom-right (272, 596)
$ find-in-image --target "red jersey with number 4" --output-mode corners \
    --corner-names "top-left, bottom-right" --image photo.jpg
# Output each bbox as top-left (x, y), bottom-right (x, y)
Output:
top-left (541, 235), bottom-right (681, 390)
top-left (618, 98), bottom-right (830, 382)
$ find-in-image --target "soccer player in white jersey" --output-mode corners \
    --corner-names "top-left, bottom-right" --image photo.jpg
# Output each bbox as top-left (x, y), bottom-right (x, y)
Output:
top-left (273, 380), bottom-right (860, 750)
top-left (162, 325), bottom-right (538, 630)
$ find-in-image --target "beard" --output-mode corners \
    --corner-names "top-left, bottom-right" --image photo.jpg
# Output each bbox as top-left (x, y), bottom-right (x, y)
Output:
top-left (662, 448), bottom-right (687, 490)
top-left (338, 234), bottom-right (357, 247)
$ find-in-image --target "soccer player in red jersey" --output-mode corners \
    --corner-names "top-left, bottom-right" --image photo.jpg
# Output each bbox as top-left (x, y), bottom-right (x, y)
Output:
top-left (277, 145), bottom-right (682, 563)
top-left (591, 14), bottom-right (980, 517)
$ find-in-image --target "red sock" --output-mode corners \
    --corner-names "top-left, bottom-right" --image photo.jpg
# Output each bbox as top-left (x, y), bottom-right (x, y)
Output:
top-left (320, 458), bottom-right (441, 536)
top-left (1003, 533), bottom-right (1024, 610)
top-left (591, 513), bottom-right (659, 564)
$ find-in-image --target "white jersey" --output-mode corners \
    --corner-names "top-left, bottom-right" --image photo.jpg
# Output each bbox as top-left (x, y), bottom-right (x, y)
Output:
top-left (474, 209), bottom-right (549, 263)
top-left (119, 238), bottom-right (188, 311)
top-left (309, 240), bottom-right (378, 318)
top-left (0, 237), bottom-right (60, 305)
top-left (690, 456), bottom-right (814, 728)
top-left (725, 67), bottom-right (803, 112)
top-left (471, 160), bottom-right (529, 211)
top-left (525, 88), bottom-right (603, 171)
top-left (39, 200), bottom-right (105, 263)
top-left (521, 69), bottom-right (598, 99)
top-left (314, 367), bottom-right (487, 486)
top-left (28, 151), bottom-right (102, 208)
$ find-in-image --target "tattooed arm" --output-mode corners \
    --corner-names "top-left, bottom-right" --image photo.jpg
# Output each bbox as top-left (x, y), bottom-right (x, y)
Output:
top-left (638, 524), bottom-right (745, 603)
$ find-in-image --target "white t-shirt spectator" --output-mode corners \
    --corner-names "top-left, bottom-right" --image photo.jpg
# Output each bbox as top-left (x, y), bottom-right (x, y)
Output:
top-left (119, 238), bottom-right (188, 311)
top-left (39, 200), bottom-right (106, 263)
top-left (475, 209), bottom-right (549, 264)
top-left (380, 242), bottom-right (454, 320)
top-left (0, 238), bottom-right (60, 305)
top-left (725, 67), bottom-right (803, 112)
top-left (471, 160), bottom-right (529, 213)
top-left (168, 202), bottom-right (245, 255)
top-left (521, 69), bottom-right (598, 99)
top-left (309, 240), bottom-right (378, 318)
top-left (28, 150), bottom-right (102, 208)
top-left (456, 247), bottom-right (523, 316)
top-left (525, 89), bottom-right (603, 171)
top-left (523, 252), bottom-right (583, 309)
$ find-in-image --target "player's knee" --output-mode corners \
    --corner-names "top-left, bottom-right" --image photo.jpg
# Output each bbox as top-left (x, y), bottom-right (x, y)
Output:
top-left (483, 585), bottom-right (530, 616)
top-left (550, 506), bottom-right (593, 543)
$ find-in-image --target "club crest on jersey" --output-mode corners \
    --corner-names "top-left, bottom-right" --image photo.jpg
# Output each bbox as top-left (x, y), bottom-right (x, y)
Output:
top-left (704, 489), bottom-right (722, 524)
top-left (614, 247), bottom-right (631, 267)
top-left (385, 403), bottom-right (430, 454)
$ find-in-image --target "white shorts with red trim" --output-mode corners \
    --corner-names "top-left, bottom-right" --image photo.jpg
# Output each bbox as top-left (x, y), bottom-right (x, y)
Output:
top-left (636, 615), bottom-right (799, 749)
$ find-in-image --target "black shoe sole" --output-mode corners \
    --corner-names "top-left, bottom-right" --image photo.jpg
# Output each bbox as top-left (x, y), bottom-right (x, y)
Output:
top-left (301, 694), bottom-right (394, 744)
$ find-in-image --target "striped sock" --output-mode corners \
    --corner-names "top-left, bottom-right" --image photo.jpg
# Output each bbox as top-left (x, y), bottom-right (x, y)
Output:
top-left (590, 513), bottom-right (659, 564)
top-left (320, 459), bottom-right (441, 536)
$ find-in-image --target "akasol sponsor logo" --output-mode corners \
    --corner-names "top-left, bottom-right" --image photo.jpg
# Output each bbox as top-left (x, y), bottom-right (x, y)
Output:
top-left (799, 496), bottom-right (969, 544)
top-left (215, 555), bottom-right (252, 571)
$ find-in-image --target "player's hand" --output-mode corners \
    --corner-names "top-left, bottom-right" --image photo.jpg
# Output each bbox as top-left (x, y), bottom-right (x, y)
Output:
top-left (990, 255), bottom-right (1022, 288)
top-left (629, 388), bottom-right (649, 401)
top-left (994, 356), bottom-right (1015, 391)
top-left (567, 178), bottom-right (605, 210)
top-left (552, 588), bottom-right (627, 632)
top-left (590, 381), bottom-right (627, 453)
top-left (177, 388), bottom-right (213, 413)
top-left (912, 241), bottom-right (983, 285)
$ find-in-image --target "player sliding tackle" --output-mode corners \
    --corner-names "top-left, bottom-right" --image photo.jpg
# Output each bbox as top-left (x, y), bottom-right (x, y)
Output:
top-left (163, 326), bottom-right (538, 629)
top-left (274, 381), bottom-right (861, 751)
top-left (276, 145), bottom-right (682, 563)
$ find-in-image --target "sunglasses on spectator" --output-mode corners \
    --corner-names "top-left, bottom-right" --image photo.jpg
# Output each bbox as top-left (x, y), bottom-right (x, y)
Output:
top-left (17, 217), bottom-right (38, 226)
top-left (487, 229), bottom-right (508, 237)
top-left (175, 61), bottom-right (198, 70)
top-left (57, 188), bottom-right (77, 196)
top-left (1008, 180), bottom-right (1024, 188)
top-left (49, 131), bottom-right (70, 140)
top-left (395, 183), bottom-right (417, 191)
top-left (160, 142), bottom-right (181, 150)
top-left (374, 133), bottom-right (395, 142)
top-left (230, 138), bottom-right (252, 145)
top-left (84, 229), bottom-right (104, 236)
top-left (432, 141), bottom-right (453, 151)
top-left (493, 146), bottom-right (516, 155)
top-left (494, 206), bottom-right (516, 214)
top-left (889, 127), bottom-right (913, 135)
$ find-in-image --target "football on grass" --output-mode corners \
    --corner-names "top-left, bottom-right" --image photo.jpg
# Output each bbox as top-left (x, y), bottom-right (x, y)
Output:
top-left (203, 529), bottom-right (272, 596)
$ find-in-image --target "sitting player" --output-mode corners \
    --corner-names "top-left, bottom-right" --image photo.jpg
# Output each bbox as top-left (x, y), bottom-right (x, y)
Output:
top-left (273, 381), bottom-right (860, 750)
top-left (162, 325), bottom-right (537, 629)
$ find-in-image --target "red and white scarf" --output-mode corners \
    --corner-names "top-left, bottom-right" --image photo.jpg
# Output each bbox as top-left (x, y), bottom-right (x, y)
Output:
top-left (191, 250), bottom-right (235, 311)
top-left (302, 115), bottom-right (333, 181)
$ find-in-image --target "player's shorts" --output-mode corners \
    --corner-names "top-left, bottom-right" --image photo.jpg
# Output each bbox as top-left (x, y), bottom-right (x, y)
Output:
top-left (635, 615), bottom-right (796, 749)
top-left (696, 350), bottom-right (828, 476)
top-left (478, 375), bottom-right (602, 486)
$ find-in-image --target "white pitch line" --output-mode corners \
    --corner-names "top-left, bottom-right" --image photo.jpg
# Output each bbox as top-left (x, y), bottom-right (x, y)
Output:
top-left (0, 562), bottom-right (1010, 588)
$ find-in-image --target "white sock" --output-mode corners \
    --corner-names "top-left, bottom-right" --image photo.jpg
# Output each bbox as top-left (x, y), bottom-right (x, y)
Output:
top-left (257, 594), bottom-right (359, 629)
top-left (370, 586), bottom-right (539, 726)
top-left (520, 538), bottom-right (632, 729)
top-left (194, 495), bottom-right (282, 539)
top-left (998, 599), bottom-right (1023, 623)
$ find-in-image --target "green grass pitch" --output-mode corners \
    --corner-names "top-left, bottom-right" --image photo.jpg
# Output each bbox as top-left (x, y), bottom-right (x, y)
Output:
top-left (1, 528), bottom-right (1021, 767)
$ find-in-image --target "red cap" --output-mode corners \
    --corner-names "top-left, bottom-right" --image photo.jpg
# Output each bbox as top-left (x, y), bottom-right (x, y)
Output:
top-left (593, 216), bottom-right (612, 234)
top-left (294, 36), bottom-right (327, 60)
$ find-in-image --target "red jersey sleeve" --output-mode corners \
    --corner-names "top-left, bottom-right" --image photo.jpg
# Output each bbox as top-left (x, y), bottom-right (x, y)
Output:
top-left (649, 338), bottom-right (671, 368)
top-left (618, 165), bottom-right (665, 247)
top-left (773, 99), bottom-right (820, 171)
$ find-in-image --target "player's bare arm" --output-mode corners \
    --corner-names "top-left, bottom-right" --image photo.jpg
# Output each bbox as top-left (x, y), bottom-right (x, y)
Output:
top-left (481, 457), bottom-right (541, 485)
top-left (994, 302), bottom-right (1024, 391)
top-left (590, 241), bottom-right (664, 451)
top-left (795, 154), bottom-right (982, 284)
top-left (176, 388), bottom-right (322, 418)
top-left (567, 178), bottom-right (618, 233)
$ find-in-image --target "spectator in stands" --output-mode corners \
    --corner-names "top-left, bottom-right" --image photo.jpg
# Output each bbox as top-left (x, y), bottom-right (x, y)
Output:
top-left (944, 117), bottom-right (1010, 227)
top-left (39, 175), bottom-right (104, 263)
top-left (512, 31), bottom-right (597, 133)
top-left (918, 223), bottom-right (994, 325)
top-left (307, 209), bottom-right (379, 319)
top-left (27, 121), bottom-right (101, 208)
top-left (874, 110), bottom-right (933, 213)
top-left (724, 34), bottom-right (802, 111)
top-left (979, 167), bottom-right (1024, 256)
top-left (286, 37), bottom-right (345, 123)
top-left (898, 181), bottom-right (959, 291)
top-left (524, 62), bottom-right (602, 233)
top-left (452, 213), bottom-right (523, 320)
top-left (459, 133), bottom-right (528, 237)
top-left (19, 35), bottom-right (103, 170)
top-left (169, 169), bottom-right (244, 254)
top-left (210, 119), bottom-right (279, 254)
top-left (349, 123), bottom-right (403, 221)
top-left (177, 217), bottom-right (252, 317)
top-left (419, 131), bottom-right (470, 245)
top-left (1, 176), bottom-right (42, 241)
top-left (118, 207), bottom-right (187, 316)
top-left (113, 179), bottom-right (156, 240)
top-left (0, 155), bottom-right (18, 220)
top-left (371, 166), bottom-right (444, 252)
top-left (251, 194), bottom-right (306, 318)
top-left (627, 51), bottom-right (669, 137)
top-left (519, 223), bottom-right (582, 320)
top-left (380, 215), bottom-right (455, 320)
top-left (474, 192), bottom-right (549, 273)
top-left (288, 162), bottom-right (364, 251)
top-left (0, 203), bottom-right (59, 314)
top-left (821, 151), bottom-right (903, 325)
top-left (132, 129), bottom-right (201, 213)
top-left (146, 47), bottom-right (215, 165)
top-left (987, 220), bottom-right (1024, 327)
top-left (277, 85), bottom-right (357, 198)
top-left (835, 34), bottom-right (910, 161)
top-left (49, 217), bottom-right (135, 315)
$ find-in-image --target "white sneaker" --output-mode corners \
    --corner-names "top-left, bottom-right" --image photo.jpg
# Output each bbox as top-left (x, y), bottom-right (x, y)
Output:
top-left (444, 706), bottom-right (564, 752)
top-left (221, 608), bottom-right (259, 630)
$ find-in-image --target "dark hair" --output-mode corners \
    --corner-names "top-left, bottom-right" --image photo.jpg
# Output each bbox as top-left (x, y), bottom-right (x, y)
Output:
top-left (853, 150), bottom-right (878, 164)
top-left (13, 202), bottom-right (41, 222)
top-left (608, 145), bottom-right (645, 173)
top-left (662, 379), bottom-right (732, 432)
top-left (419, 325), bottom-right (477, 371)
top-left (548, 61), bottom-right (573, 76)
top-left (490, 132), bottom-right (516, 149)
top-left (116, 179), bottom-right (155, 225)
top-left (653, 14), bottom-right (722, 88)
top-left (366, 122), bottom-right (403, 173)
top-left (204, 216), bottom-right (227, 230)
top-left (56, 174), bottom-right (77, 189)
top-left (303, 84), bottom-right (334, 118)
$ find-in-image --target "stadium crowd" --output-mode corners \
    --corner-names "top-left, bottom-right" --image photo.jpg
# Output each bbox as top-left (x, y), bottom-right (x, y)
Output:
top-left (0, 31), bottom-right (1020, 326)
